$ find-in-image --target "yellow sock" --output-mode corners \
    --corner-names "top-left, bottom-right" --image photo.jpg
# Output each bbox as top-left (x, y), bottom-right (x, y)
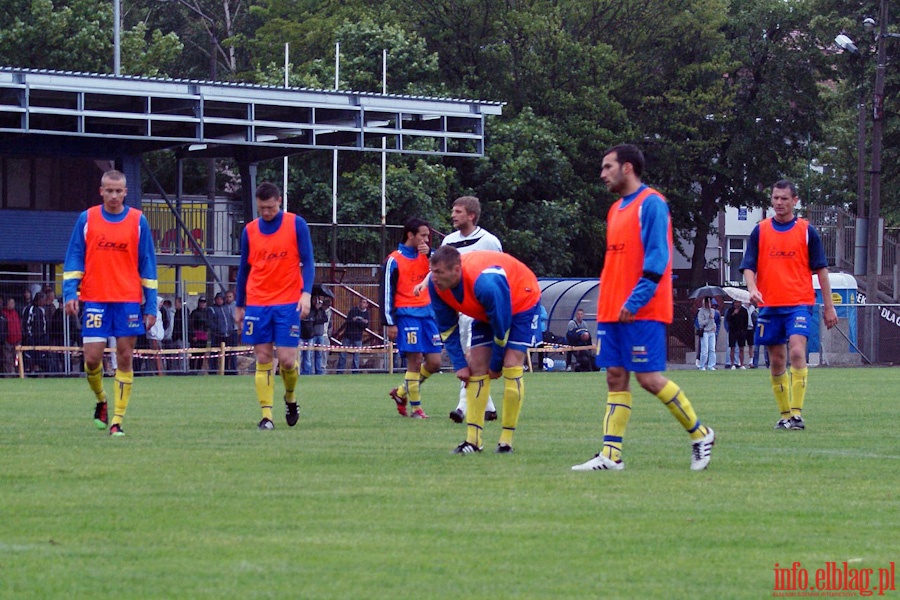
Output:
top-left (395, 365), bottom-right (434, 400)
top-left (465, 375), bottom-right (490, 449)
top-left (85, 362), bottom-right (106, 403)
top-left (771, 371), bottom-right (791, 419)
top-left (281, 363), bottom-right (298, 404)
top-left (499, 366), bottom-right (524, 446)
top-left (255, 362), bottom-right (274, 421)
top-left (656, 380), bottom-right (708, 441)
top-left (601, 391), bottom-right (632, 461)
top-left (111, 370), bottom-right (133, 426)
top-left (789, 366), bottom-right (808, 417)
top-left (405, 372), bottom-right (421, 408)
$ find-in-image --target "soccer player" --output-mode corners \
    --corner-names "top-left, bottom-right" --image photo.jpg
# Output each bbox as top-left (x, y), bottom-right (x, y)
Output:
top-left (381, 218), bottom-right (443, 419)
top-left (234, 182), bottom-right (315, 430)
top-left (390, 196), bottom-right (502, 422)
top-left (428, 246), bottom-right (541, 454)
top-left (63, 169), bottom-right (158, 437)
top-left (739, 180), bottom-right (838, 430)
top-left (571, 144), bottom-right (715, 471)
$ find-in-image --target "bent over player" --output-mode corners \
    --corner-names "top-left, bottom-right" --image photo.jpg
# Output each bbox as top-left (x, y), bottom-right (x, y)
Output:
top-left (381, 217), bottom-right (443, 418)
top-left (571, 144), bottom-right (715, 471)
top-left (234, 182), bottom-right (315, 430)
top-left (63, 169), bottom-right (158, 437)
top-left (428, 246), bottom-right (540, 454)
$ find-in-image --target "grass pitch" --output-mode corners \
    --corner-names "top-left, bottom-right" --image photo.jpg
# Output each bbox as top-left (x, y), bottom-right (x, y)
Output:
top-left (1, 368), bottom-right (898, 599)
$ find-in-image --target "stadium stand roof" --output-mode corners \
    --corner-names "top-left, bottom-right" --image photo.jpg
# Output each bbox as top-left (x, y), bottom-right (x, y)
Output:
top-left (0, 67), bottom-right (503, 160)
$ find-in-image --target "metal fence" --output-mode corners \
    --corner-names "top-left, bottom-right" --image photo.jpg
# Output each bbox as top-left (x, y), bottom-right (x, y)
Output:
top-left (140, 196), bottom-right (407, 267)
top-left (3, 277), bottom-right (897, 378)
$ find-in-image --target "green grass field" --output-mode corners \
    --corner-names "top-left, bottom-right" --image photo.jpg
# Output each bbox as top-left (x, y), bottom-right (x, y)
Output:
top-left (1, 368), bottom-right (898, 599)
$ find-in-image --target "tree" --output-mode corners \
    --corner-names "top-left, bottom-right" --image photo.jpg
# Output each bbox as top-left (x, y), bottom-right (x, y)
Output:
top-left (0, 0), bottom-right (181, 76)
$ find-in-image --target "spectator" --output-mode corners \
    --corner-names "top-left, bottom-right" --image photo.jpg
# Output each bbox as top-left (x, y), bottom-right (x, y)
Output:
top-left (0, 301), bottom-right (7, 376)
top-left (1, 298), bottom-right (22, 375)
top-left (208, 292), bottom-right (231, 374)
top-left (697, 298), bottom-right (718, 371)
top-left (566, 308), bottom-right (594, 371)
top-left (223, 290), bottom-right (238, 373)
top-left (146, 299), bottom-right (166, 376)
top-left (725, 299), bottom-right (749, 369)
top-left (23, 291), bottom-right (49, 374)
top-left (336, 297), bottom-right (369, 374)
top-left (48, 296), bottom-right (78, 373)
top-left (300, 295), bottom-right (329, 375)
top-left (566, 316), bottom-right (597, 372)
top-left (190, 297), bottom-right (211, 372)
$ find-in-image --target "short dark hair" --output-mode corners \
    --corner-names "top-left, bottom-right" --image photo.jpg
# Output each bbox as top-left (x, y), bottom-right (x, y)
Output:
top-left (403, 217), bottom-right (430, 241)
top-left (255, 181), bottom-right (282, 202)
top-left (773, 179), bottom-right (798, 196)
top-left (101, 169), bottom-right (127, 184)
top-left (430, 244), bottom-right (461, 267)
top-left (605, 144), bottom-right (645, 177)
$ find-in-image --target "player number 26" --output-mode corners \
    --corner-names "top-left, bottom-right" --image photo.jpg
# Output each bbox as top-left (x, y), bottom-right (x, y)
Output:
top-left (85, 313), bottom-right (103, 329)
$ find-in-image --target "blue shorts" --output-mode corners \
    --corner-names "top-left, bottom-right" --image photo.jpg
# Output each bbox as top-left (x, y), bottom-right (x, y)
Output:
top-left (242, 304), bottom-right (301, 347)
top-left (471, 303), bottom-right (541, 353)
top-left (596, 321), bottom-right (667, 373)
top-left (82, 302), bottom-right (145, 340)
top-left (755, 306), bottom-right (812, 346)
top-left (395, 315), bottom-right (443, 354)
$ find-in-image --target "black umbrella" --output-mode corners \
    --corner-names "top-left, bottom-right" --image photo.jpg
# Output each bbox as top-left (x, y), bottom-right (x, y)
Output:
top-left (689, 285), bottom-right (727, 300)
top-left (312, 284), bottom-right (334, 299)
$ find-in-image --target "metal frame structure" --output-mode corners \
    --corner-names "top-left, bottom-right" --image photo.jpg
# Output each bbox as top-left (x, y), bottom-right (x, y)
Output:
top-left (0, 67), bottom-right (503, 161)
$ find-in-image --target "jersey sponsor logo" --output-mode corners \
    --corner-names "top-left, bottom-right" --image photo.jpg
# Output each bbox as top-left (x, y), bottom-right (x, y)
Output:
top-left (766, 247), bottom-right (797, 258)
top-left (606, 243), bottom-right (625, 252)
top-left (95, 236), bottom-right (129, 251)
top-left (255, 250), bottom-right (289, 261)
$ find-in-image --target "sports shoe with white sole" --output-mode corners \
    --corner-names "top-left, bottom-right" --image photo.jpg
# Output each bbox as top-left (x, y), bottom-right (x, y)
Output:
top-left (258, 418), bottom-right (274, 431)
top-left (495, 443), bottom-right (514, 454)
top-left (774, 418), bottom-right (792, 430)
top-left (571, 453), bottom-right (624, 471)
top-left (787, 415), bottom-right (805, 430)
top-left (690, 428), bottom-right (716, 471)
top-left (451, 441), bottom-right (482, 454)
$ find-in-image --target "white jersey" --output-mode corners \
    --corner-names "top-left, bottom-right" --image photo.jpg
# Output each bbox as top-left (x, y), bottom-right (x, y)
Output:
top-left (441, 226), bottom-right (502, 254)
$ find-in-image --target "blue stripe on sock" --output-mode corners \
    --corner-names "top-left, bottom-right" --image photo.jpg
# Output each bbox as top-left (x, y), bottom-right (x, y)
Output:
top-left (603, 435), bottom-right (623, 443)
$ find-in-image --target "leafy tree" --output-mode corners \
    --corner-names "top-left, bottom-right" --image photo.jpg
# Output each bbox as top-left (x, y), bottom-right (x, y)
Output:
top-left (0, 0), bottom-right (181, 76)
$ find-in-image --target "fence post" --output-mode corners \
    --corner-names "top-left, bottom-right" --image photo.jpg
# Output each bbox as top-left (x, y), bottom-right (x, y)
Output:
top-left (219, 342), bottom-right (226, 376)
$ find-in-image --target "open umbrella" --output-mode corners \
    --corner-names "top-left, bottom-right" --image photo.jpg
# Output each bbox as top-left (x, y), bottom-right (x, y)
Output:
top-left (723, 286), bottom-right (751, 304)
top-left (312, 284), bottom-right (334, 299)
top-left (689, 285), bottom-right (727, 300)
